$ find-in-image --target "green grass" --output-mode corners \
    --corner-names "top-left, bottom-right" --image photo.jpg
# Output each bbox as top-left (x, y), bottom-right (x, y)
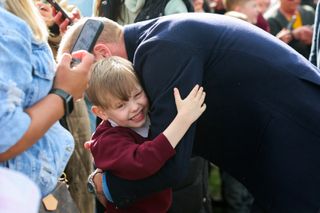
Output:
top-left (209, 164), bottom-right (222, 201)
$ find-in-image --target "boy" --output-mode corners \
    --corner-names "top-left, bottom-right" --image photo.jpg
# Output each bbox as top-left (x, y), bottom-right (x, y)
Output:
top-left (85, 56), bottom-right (206, 212)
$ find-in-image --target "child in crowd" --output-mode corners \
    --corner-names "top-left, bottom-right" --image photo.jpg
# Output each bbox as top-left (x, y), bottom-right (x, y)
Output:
top-left (223, 0), bottom-right (259, 24)
top-left (84, 56), bottom-right (206, 212)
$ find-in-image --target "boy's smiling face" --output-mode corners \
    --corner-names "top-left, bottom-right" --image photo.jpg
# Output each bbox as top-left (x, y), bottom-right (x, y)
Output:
top-left (97, 85), bottom-right (149, 128)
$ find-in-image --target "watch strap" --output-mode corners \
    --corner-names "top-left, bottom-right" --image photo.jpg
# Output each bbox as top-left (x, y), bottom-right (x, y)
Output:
top-left (87, 169), bottom-right (103, 194)
top-left (49, 88), bottom-right (74, 116)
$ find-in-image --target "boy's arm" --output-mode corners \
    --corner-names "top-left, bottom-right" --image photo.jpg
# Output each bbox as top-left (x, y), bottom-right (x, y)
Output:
top-left (163, 86), bottom-right (206, 148)
top-left (91, 129), bottom-right (176, 180)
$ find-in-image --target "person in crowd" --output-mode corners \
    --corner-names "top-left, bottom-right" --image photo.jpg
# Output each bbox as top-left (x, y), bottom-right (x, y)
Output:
top-left (84, 56), bottom-right (206, 212)
top-left (208, 0), bottom-right (226, 13)
top-left (265, 0), bottom-right (315, 58)
top-left (0, 167), bottom-right (41, 213)
top-left (34, 1), bottom-right (95, 212)
top-left (256, 0), bottom-right (270, 32)
top-left (309, 1), bottom-right (320, 66)
top-left (223, 0), bottom-right (259, 24)
top-left (301, 0), bottom-right (316, 9)
top-left (193, 0), bottom-right (211, 13)
top-left (58, 13), bottom-right (320, 212)
top-left (0, 0), bottom-right (93, 200)
top-left (92, 0), bottom-right (192, 25)
top-left (34, 0), bottom-right (80, 57)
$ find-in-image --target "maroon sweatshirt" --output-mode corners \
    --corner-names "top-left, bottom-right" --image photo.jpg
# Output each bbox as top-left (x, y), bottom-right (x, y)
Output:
top-left (90, 120), bottom-right (176, 212)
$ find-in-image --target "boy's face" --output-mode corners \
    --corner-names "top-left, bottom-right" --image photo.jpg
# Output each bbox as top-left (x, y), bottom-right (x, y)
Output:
top-left (238, 0), bottom-right (259, 24)
top-left (101, 86), bottom-right (149, 128)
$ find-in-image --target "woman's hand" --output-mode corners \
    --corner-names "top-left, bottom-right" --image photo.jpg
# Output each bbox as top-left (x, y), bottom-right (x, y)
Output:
top-left (53, 50), bottom-right (94, 100)
top-left (53, 7), bottom-right (80, 35)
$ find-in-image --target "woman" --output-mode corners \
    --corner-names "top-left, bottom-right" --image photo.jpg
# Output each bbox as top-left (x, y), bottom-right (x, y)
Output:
top-left (0, 0), bottom-right (93, 198)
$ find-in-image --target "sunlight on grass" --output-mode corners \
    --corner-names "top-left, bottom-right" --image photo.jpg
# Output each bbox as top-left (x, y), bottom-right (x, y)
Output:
top-left (209, 164), bottom-right (222, 201)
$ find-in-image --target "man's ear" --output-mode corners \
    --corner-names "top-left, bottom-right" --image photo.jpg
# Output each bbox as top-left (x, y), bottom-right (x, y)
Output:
top-left (93, 43), bottom-right (112, 60)
top-left (92, 105), bottom-right (108, 121)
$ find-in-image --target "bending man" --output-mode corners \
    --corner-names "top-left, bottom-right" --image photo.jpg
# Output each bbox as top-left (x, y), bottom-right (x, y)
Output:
top-left (59, 14), bottom-right (320, 212)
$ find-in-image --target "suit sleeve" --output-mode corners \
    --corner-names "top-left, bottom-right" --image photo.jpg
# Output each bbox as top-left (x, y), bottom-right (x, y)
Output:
top-left (91, 129), bottom-right (175, 180)
top-left (105, 40), bottom-right (204, 207)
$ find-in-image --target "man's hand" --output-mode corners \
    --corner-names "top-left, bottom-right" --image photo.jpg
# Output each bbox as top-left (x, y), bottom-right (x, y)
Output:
top-left (92, 170), bottom-right (108, 207)
top-left (276, 28), bottom-right (293, 44)
top-left (292, 26), bottom-right (313, 45)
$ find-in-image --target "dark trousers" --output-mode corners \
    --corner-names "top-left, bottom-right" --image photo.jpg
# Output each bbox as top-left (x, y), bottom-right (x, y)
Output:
top-left (168, 156), bottom-right (212, 213)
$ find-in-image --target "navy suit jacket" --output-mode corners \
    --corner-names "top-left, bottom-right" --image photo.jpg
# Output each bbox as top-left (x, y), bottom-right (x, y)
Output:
top-left (106, 13), bottom-right (320, 212)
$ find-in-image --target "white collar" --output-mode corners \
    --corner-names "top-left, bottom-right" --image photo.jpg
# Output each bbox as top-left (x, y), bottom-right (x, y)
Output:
top-left (108, 116), bottom-right (150, 138)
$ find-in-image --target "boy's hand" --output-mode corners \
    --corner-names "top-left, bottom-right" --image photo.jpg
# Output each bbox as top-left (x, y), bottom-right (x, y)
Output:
top-left (174, 85), bottom-right (206, 124)
top-left (84, 140), bottom-right (93, 150)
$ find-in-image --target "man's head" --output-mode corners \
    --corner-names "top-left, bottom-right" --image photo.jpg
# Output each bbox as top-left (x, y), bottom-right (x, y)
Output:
top-left (87, 56), bottom-right (149, 128)
top-left (57, 16), bottom-right (126, 62)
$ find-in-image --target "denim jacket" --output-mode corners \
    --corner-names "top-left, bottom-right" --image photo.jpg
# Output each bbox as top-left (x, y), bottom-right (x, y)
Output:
top-left (0, 6), bottom-right (74, 196)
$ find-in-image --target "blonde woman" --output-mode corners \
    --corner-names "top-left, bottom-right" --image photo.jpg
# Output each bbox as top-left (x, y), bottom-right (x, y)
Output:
top-left (0, 0), bottom-right (93, 198)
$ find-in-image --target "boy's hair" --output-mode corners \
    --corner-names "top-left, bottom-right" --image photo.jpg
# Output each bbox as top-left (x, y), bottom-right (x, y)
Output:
top-left (86, 56), bottom-right (141, 109)
top-left (223, 0), bottom-right (250, 11)
top-left (57, 16), bottom-right (123, 62)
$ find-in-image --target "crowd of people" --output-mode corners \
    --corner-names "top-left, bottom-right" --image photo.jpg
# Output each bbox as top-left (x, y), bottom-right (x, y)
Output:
top-left (1, 0), bottom-right (320, 213)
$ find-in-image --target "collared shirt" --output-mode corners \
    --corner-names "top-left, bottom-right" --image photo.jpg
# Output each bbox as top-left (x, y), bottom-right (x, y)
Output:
top-left (0, 6), bottom-right (74, 197)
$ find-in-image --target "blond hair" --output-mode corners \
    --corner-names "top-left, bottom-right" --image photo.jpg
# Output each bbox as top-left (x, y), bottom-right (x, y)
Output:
top-left (4, 0), bottom-right (48, 42)
top-left (86, 56), bottom-right (141, 109)
top-left (57, 17), bottom-right (123, 61)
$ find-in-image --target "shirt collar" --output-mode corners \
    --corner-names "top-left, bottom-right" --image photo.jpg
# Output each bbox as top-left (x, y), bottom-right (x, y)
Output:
top-left (108, 116), bottom-right (150, 138)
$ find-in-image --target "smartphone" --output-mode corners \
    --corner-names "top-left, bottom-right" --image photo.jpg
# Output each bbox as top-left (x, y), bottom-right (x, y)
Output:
top-left (70, 19), bottom-right (104, 66)
top-left (46, 0), bottom-right (73, 23)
